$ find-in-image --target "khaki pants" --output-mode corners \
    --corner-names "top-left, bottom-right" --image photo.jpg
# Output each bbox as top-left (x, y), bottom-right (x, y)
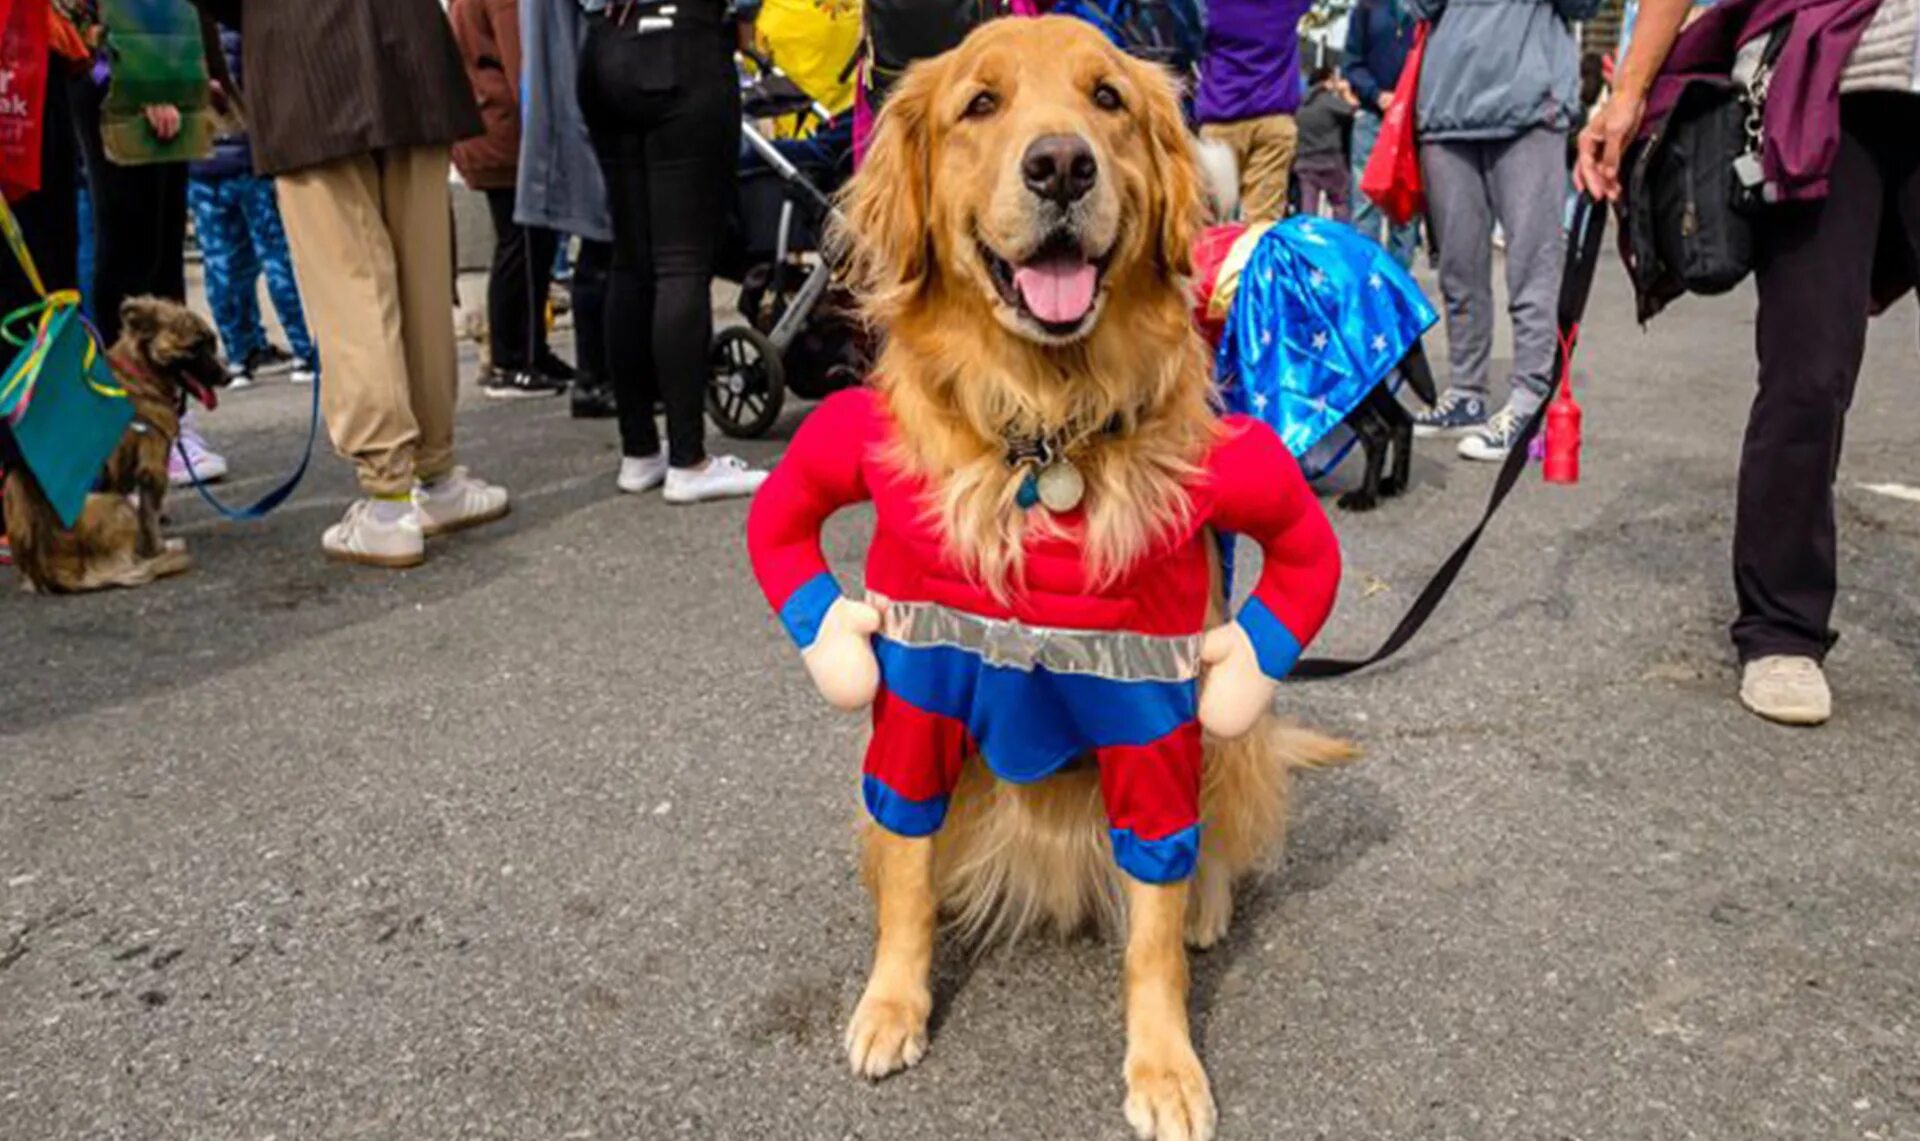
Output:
top-left (1201, 114), bottom-right (1299, 224)
top-left (276, 146), bottom-right (460, 496)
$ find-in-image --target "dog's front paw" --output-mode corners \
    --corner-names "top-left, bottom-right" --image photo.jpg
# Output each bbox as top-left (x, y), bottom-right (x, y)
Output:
top-left (1125, 1043), bottom-right (1216, 1141)
top-left (845, 989), bottom-right (929, 1080)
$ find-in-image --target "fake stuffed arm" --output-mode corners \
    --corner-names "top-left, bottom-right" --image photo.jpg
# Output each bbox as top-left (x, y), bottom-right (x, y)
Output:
top-left (745, 389), bottom-right (882, 711)
top-left (1200, 416), bottom-right (1343, 738)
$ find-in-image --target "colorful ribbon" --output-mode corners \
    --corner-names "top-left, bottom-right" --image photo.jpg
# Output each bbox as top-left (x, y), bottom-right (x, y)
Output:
top-left (0, 196), bottom-right (124, 425)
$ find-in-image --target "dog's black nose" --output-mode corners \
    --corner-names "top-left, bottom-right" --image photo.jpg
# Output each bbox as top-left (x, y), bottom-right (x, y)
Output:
top-left (1021, 134), bottom-right (1098, 205)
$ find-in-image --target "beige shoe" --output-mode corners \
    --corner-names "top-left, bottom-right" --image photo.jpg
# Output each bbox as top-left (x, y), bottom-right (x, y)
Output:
top-left (413, 467), bottom-right (510, 537)
top-left (1739, 655), bottom-right (1832, 726)
top-left (323, 500), bottom-right (425, 568)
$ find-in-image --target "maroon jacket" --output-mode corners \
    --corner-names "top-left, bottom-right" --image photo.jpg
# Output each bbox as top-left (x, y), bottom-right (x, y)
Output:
top-left (449, 0), bottom-right (524, 191)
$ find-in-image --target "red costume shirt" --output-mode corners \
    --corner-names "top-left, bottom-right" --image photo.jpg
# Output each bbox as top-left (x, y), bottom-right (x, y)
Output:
top-left (747, 387), bottom-right (1340, 883)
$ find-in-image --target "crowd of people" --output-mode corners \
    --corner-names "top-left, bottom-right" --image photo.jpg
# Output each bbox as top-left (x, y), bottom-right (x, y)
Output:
top-left (1, 0), bottom-right (1916, 726)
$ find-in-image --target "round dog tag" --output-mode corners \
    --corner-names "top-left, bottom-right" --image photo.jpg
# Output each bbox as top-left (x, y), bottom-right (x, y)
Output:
top-left (1035, 461), bottom-right (1085, 513)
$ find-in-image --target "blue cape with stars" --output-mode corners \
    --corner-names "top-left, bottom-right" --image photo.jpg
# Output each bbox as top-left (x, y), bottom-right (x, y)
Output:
top-left (1216, 217), bottom-right (1438, 480)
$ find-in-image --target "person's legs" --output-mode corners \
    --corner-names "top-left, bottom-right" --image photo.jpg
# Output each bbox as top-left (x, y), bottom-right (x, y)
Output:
top-left (237, 174), bottom-right (318, 366)
top-left (1239, 115), bottom-right (1299, 224)
top-left (74, 75), bottom-right (190, 344)
top-left (1416, 139), bottom-right (1494, 432)
top-left (643, 75), bottom-right (738, 474)
top-left (1484, 128), bottom-right (1568, 420)
top-left (188, 176), bottom-right (267, 367)
top-left (377, 145), bottom-right (466, 488)
top-left (587, 114), bottom-right (666, 464)
top-left (568, 239), bottom-right (618, 418)
top-left (1732, 104), bottom-right (1889, 669)
top-left (1295, 158), bottom-right (1327, 219)
top-left (275, 151), bottom-right (419, 497)
top-left (483, 187), bottom-right (536, 372)
top-left (1349, 111), bottom-right (1384, 241)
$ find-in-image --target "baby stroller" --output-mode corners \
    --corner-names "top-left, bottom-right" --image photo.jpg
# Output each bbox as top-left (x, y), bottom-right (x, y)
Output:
top-left (708, 56), bottom-right (870, 439)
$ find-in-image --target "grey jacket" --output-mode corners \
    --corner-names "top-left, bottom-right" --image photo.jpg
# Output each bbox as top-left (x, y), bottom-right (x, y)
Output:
top-left (1406, 0), bottom-right (1599, 141)
top-left (515, 0), bottom-right (611, 241)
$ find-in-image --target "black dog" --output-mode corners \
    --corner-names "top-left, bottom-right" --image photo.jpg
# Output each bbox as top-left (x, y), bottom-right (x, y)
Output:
top-left (1336, 341), bottom-right (1437, 512)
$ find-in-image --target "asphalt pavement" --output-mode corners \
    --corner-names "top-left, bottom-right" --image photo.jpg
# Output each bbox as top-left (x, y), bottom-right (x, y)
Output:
top-left (3, 262), bottom-right (1918, 1141)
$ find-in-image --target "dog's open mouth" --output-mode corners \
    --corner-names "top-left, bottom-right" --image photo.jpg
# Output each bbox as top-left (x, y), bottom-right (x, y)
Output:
top-left (182, 375), bottom-right (220, 413)
top-left (981, 232), bottom-right (1111, 338)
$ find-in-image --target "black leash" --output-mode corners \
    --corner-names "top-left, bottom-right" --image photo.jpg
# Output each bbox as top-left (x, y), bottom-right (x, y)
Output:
top-left (1290, 196), bottom-right (1610, 680)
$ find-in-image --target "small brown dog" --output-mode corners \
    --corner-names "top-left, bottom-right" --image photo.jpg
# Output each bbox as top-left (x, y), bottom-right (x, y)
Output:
top-left (4, 297), bottom-right (229, 593)
top-left (824, 19), bottom-right (1355, 1141)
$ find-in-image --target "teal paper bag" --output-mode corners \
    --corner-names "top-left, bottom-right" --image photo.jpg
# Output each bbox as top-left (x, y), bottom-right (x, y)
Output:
top-left (1, 304), bottom-right (134, 529)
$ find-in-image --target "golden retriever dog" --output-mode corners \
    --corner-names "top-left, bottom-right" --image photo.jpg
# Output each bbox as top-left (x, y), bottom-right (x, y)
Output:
top-left (829, 17), bottom-right (1354, 1140)
top-left (4, 298), bottom-right (229, 593)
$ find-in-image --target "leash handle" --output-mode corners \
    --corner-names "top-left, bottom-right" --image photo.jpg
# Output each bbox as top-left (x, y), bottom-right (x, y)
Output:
top-left (175, 370), bottom-right (322, 521)
top-left (1289, 197), bottom-right (1610, 681)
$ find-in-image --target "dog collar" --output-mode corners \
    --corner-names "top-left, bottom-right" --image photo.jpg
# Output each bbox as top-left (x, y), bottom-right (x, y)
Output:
top-left (1002, 415), bottom-right (1123, 515)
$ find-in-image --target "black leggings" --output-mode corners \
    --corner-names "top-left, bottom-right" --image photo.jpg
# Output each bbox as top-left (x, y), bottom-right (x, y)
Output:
top-left (579, 17), bottom-right (739, 468)
top-left (482, 187), bottom-right (559, 373)
top-left (571, 239), bottom-right (612, 385)
top-left (70, 75), bottom-right (188, 346)
top-left (1736, 93), bottom-right (1920, 662)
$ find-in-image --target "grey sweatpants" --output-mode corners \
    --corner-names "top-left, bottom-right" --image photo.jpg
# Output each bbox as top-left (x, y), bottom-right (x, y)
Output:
top-left (1421, 129), bottom-right (1568, 415)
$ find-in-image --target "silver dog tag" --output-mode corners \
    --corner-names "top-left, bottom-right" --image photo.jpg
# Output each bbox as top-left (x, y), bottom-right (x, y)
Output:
top-left (1035, 461), bottom-right (1086, 513)
top-left (1733, 152), bottom-right (1765, 190)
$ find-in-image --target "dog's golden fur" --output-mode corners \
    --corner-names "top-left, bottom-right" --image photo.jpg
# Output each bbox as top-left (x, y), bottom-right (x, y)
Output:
top-left (4, 298), bottom-right (226, 594)
top-left (833, 19), bottom-right (1354, 1141)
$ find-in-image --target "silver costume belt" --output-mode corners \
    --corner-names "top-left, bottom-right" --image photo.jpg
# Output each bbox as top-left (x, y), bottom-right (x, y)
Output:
top-left (876, 599), bottom-right (1202, 684)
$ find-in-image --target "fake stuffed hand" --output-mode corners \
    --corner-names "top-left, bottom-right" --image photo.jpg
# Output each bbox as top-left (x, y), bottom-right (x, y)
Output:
top-left (1198, 622), bottom-right (1279, 740)
top-left (802, 598), bottom-right (883, 712)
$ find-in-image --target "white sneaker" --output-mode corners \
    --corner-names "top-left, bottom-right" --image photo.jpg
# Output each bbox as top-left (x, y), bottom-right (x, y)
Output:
top-left (169, 427), bottom-right (229, 486)
top-left (618, 453), bottom-right (668, 494)
top-left (1739, 655), bottom-right (1832, 726)
top-left (323, 499), bottom-right (425, 568)
top-left (290, 359), bottom-right (318, 384)
top-left (662, 454), bottom-right (768, 504)
top-left (412, 466), bottom-right (511, 537)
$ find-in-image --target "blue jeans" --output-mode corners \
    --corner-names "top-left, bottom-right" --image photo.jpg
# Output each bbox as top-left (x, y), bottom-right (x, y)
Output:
top-left (187, 175), bottom-right (316, 365)
top-left (1349, 111), bottom-right (1420, 270)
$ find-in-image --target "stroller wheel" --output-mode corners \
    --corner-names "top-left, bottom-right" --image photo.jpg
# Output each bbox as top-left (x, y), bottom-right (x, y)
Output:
top-left (707, 325), bottom-right (786, 439)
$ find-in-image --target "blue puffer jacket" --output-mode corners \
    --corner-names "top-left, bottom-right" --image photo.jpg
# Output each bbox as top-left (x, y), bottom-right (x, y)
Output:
top-left (189, 26), bottom-right (250, 179)
top-left (1406, 0), bottom-right (1599, 141)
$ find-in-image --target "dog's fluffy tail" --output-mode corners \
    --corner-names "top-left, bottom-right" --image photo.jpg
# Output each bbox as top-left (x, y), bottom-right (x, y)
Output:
top-left (1192, 137), bottom-right (1240, 222)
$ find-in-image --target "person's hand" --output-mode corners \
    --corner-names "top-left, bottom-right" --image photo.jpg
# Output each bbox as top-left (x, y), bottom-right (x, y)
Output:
top-left (802, 598), bottom-right (883, 712)
top-left (143, 104), bottom-right (182, 141)
top-left (1377, 90), bottom-right (1395, 113)
top-left (1197, 622), bottom-right (1278, 741)
top-left (208, 79), bottom-right (230, 115)
top-left (1575, 89), bottom-right (1645, 202)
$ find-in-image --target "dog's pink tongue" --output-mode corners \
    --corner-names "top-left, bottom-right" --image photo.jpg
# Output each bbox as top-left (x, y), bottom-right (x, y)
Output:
top-left (1013, 257), bottom-right (1097, 325)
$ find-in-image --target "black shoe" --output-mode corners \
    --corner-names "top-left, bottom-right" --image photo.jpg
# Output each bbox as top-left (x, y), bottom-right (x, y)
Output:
top-left (245, 344), bottom-right (296, 375)
top-left (570, 378), bottom-right (618, 419)
top-left (483, 368), bottom-right (568, 400)
top-left (536, 350), bottom-right (577, 383)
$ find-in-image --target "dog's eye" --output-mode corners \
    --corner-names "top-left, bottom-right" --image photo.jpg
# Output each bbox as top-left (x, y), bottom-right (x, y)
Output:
top-left (1092, 82), bottom-right (1124, 112)
top-left (962, 91), bottom-right (998, 120)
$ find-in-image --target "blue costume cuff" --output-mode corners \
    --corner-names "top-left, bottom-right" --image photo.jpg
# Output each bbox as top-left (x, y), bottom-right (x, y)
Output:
top-left (1237, 597), bottom-right (1303, 681)
top-left (1110, 824), bottom-right (1201, 884)
top-left (779, 572), bottom-right (842, 650)
top-left (864, 775), bottom-right (950, 838)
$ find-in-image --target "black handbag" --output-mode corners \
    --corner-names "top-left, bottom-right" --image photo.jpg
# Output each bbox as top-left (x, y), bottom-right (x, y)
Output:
top-left (1622, 29), bottom-right (1783, 323)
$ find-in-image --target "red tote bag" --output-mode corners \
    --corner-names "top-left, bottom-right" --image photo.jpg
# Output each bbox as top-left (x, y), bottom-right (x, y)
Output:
top-left (1359, 21), bottom-right (1428, 228)
top-left (0, 0), bottom-right (51, 203)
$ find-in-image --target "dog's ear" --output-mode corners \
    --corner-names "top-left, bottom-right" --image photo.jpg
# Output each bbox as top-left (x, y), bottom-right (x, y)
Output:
top-left (838, 60), bottom-right (940, 320)
top-left (1131, 58), bottom-right (1203, 279)
top-left (117, 297), bottom-right (164, 344)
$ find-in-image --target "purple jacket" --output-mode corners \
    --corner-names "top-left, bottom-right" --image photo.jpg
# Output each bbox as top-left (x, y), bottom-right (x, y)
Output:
top-left (1196, 0), bottom-right (1316, 124)
top-left (1642, 0), bottom-right (1879, 202)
